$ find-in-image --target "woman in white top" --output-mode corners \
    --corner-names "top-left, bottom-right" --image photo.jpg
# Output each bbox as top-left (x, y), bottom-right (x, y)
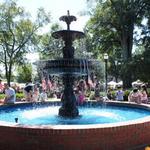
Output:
top-left (4, 83), bottom-right (16, 104)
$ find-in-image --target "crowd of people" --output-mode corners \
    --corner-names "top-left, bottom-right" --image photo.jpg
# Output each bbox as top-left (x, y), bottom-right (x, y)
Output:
top-left (107, 84), bottom-right (149, 104)
top-left (128, 84), bottom-right (149, 104)
top-left (0, 77), bottom-right (149, 105)
top-left (23, 82), bottom-right (48, 102)
top-left (23, 79), bottom-right (90, 104)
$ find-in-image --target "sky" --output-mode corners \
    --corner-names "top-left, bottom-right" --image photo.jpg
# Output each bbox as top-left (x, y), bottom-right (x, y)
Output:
top-left (0, 0), bottom-right (90, 62)
top-left (17, 0), bottom-right (89, 31)
top-left (16, 0), bottom-right (90, 61)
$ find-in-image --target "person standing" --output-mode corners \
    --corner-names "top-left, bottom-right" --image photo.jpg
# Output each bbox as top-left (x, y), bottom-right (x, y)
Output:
top-left (0, 79), bottom-right (4, 93)
top-left (76, 80), bottom-right (87, 104)
top-left (39, 89), bottom-right (48, 102)
top-left (32, 84), bottom-right (40, 102)
top-left (140, 84), bottom-right (148, 103)
top-left (116, 86), bottom-right (124, 101)
top-left (23, 82), bottom-right (33, 101)
top-left (94, 82), bottom-right (101, 101)
top-left (4, 83), bottom-right (16, 104)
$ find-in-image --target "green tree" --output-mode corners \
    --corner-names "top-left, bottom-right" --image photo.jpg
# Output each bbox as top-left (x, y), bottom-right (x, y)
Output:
top-left (17, 63), bottom-right (32, 83)
top-left (38, 23), bottom-right (63, 59)
top-left (0, 0), bottom-right (51, 85)
top-left (85, 0), bottom-right (149, 88)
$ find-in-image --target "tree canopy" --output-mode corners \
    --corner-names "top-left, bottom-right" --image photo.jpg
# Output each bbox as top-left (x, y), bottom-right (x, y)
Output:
top-left (85, 0), bottom-right (150, 87)
top-left (0, 0), bottom-right (51, 85)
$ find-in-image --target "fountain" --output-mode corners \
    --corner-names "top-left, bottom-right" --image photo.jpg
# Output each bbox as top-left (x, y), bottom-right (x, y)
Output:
top-left (0, 12), bottom-right (150, 150)
top-left (38, 10), bottom-right (93, 118)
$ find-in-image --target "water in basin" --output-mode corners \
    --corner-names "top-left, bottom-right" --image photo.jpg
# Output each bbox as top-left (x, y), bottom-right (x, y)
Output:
top-left (0, 104), bottom-right (150, 125)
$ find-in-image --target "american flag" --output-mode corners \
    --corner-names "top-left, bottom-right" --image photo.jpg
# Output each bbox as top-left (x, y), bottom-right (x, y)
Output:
top-left (47, 79), bottom-right (52, 90)
top-left (42, 79), bottom-right (47, 90)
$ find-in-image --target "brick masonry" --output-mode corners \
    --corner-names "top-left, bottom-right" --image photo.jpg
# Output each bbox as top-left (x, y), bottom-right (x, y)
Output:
top-left (0, 102), bottom-right (150, 150)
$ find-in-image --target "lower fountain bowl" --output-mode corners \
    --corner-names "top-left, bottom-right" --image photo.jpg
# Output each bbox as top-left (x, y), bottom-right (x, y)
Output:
top-left (37, 58), bottom-right (96, 76)
top-left (0, 101), bottom-right (150, 150)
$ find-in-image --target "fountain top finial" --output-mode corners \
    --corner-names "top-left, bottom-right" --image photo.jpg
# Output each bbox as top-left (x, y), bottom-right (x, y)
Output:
top-left (59, 10), bottom-right (77, 30)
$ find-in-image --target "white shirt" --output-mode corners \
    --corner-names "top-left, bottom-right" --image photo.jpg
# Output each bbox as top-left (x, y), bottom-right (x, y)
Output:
top-left (116, 90), bottom-right (124, 101)
top-left (5, 87), bottom-right (16, 103)
top-left (39, 92), bottom-right (47, 102)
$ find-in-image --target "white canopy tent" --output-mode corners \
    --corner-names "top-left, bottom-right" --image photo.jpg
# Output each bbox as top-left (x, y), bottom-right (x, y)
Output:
top-left (132, 80), bottom-right (143, 87)
top-left (107, 81), bottom-right (117, 89)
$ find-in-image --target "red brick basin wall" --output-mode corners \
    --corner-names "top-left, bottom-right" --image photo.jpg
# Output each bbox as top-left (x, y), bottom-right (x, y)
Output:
top-left (0, 102), bottom-right (150, 150)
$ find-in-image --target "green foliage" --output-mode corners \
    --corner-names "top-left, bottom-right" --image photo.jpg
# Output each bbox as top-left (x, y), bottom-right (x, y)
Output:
top-left (17, 63), bottom-right (32, 83)
top-left (123, 90), bottom-right (131, 101)
top-left (0, 0), bottom-right (51, 85)
top-left (0, 93), bottom-right (5, 99)
top-left (110, 90), bottom-right (116, 100)
top-left (0, 92), bottom-right (24, 100)
top-left (39, 23), bottom-right (63, 59)
top-left (85, 0), bottom-right (150, 87)
top-left (16, 92), bottom-right (24, 99)
top-left (147, 88), bottom-right (150, 96)
top-left (127, 41), bottom-right (150, 83)
top-left (89, 91), bottom-right (95, 100)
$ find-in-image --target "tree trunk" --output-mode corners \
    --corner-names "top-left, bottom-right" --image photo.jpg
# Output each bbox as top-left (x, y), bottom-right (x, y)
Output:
top-left (121, 23), bottom-right (134, 89)
top-left (5, 62), bottom-right (12, 86)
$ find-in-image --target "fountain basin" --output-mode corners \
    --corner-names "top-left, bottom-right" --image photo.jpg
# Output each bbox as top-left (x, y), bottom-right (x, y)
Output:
top-left (0, 101), bottom-right (150, 150)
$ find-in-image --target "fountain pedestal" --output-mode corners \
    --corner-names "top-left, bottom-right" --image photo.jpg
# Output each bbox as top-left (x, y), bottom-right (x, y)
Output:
top-left (52, 11), bottom-right (85, 117)
top-left (59, 75), bottom-right (79, 117)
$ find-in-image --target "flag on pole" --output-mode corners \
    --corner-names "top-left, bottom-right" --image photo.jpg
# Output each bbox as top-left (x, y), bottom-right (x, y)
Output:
top-left (42, 78), bottom-right (47, 90)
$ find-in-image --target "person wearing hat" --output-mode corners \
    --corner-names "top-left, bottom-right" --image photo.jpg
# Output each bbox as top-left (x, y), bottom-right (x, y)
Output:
top-left (23, 82), bottom-right (33, 101)
top-left (128, 87), bottom-right (142, 104)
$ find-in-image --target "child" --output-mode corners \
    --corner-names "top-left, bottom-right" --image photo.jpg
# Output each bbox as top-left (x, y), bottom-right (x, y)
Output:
top-left (39, 89), bottom-right (48, 102)
top-left (116, 86), bottom-right (124, 101)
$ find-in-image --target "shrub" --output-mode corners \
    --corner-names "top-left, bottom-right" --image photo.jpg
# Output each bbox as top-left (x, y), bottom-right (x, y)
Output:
top-left (123, 90), bottom-right (131, 101)
top-left (0, 92), bottom-right (24, 100)
top-left (16, 92), bottom-right (24, 99)
top-left (89, 91), bottom-right (95, 100)
top-left (0, 93), bottom-right (5, 99)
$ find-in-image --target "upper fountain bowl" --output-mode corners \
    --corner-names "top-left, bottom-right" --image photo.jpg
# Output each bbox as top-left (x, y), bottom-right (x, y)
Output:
top-left (52, 30), bottom-right (85, 41)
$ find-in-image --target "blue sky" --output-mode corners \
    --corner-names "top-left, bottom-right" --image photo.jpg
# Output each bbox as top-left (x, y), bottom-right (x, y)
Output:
top-left (16, 0), bottom-right (90, 61)
top-left (0, 0), bottom-right (90, 61)
top-left (17, 0), bottom-right (89, 31)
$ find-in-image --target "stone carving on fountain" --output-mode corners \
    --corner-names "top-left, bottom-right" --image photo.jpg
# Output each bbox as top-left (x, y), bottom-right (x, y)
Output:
top-left (39, 11), bottom-right (93, 117)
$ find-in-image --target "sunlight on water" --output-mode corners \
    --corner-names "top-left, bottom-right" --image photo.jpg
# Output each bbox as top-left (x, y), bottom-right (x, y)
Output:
top-left (0, 105), bottom-right (150, 125)
top-left (90, 111), bottom-right (124, 120)
top-left (22, 107), bottom-right (59, 120)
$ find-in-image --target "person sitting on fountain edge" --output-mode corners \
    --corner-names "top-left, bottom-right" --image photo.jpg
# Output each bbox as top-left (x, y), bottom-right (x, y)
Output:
top-left (115, 86), bottom-right (124, 101)
top-left (128, 87), bottom-right (142, 104)
top-left (76, 79), bottom-right (87, 104)
top-left (3, 83), bottom-right (16, 104)
top-left (23, 82), bottom-right (33, 102)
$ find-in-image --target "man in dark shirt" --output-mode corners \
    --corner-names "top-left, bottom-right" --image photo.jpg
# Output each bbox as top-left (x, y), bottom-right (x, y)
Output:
top-left (24, 83), bottom-right (33, 101)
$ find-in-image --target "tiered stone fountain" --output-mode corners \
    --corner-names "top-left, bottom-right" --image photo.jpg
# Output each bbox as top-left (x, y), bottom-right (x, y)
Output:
top-left (39, 10), bottom-right (92, 117)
